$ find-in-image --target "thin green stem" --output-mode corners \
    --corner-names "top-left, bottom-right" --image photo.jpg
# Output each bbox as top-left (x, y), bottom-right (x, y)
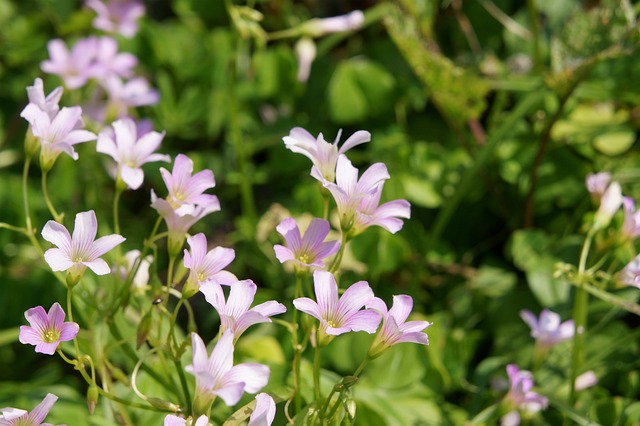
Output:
top-left (113, 182), bottom-right (123, 264)
top-left (313, 343), bottom-right (322, 409)
top-left (569, 227), bottom-right (595, 404)
top-left (41, 169), bottom-right (63, 222)
top-left (526, 0), bottom-right (542, 73)
top-left (22, 156), bottom-right (34, 232)
top-left (107, 320), bottom-right (174, 393)
top-left (67, 285), bottom-right (82, 360)
top-left (173, 358), bottom-right (192, 415)
top-left (328, 232), bottom-right (349, 275)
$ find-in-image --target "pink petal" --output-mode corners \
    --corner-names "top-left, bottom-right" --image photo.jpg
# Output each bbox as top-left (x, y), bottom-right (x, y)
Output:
top-left (226, 280), bottom-right (257, 318)
top-left (200, 281), bottom-right (226, 312)
top-left (29, 394), bottom-right (58, 424)
top-left (41, 221), bottom-right (72, 254)
top-left (292, 297), bottom-right (321, 321)
top-left (301, 218), bottom-right (330, 253)
top-left (338, 130), bottom-right (370, 154)
top-left (43, 248), bottom-right (75, 271)
top-left (344, 309), bottom-right (380, 333)
top-left (336, 281), bottom-right (374, 318)
top-left (71, 211), bottom-right (99, 257)
top-left (357, 162), bottom-right (390, 194)
top-left (276, 218), bottom-right (302, 251)
top-left (388, 295), bottom-right (413, 325)
top-left (273, 245), bottom-right (295, 263)
top-left (120, 164), bottom-right (144, 190)
top-left (47, 303), bottom-right (66, 329)
top-left (59, 322), bottom-right (80, 341)
top-left (87, 234), bottom-right (126, 260)
top-left (208, 330), bottom-right (235, 381)
top-left (249, 393), bottom-right (276, 426)
top-left (224, 363), bottom-right (270, 393)
top-left (212, 381), bottom-right (245, 407)
top-left (19, 326), bottom-right (44, 346)
top-left (83, 258), bottom-right (111, 275)
top-left (313, 270), bottom-right (339, 317)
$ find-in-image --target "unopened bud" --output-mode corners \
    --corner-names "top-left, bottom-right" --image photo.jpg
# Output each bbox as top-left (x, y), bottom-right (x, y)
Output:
top-left (87, 385), bottom-right (99, 415)
top-left (147, 397), bottom-right (180, 412)
top-left (340, 376), bottom-right (359, 388)
top-left (136, 309), bottom-right (153, 349)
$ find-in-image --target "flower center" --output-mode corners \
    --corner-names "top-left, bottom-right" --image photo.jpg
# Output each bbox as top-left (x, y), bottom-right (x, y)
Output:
top-left (197, 272), bottom-right (206, 282)
top-left (298, 253), bottom-right (311, 264)
top-left (326, 320), bottom-right (337, 328)
top-left (74, 256), bottom-right (83, 263)
top-left (43, 328), bottom-right (61, 343)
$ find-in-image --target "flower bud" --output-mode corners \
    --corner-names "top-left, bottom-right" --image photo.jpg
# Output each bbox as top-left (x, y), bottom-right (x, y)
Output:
top-left (87, 384), bottom-right (99, 415)
top-left (147, 397), bottom-right (180, 412)
top-left (594, 181), bottom-right (622, 229)
top-left (136, 308), bottom-right (153, 349)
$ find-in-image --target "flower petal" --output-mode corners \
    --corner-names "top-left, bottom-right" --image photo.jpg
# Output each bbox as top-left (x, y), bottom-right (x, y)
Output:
top-left (28, 394), bottom-right (58, 424)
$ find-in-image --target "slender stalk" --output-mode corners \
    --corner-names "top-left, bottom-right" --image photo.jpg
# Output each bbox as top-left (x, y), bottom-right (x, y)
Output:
top-left (328, 232), bottom-right (349, 274)
top-left (67, 285), bottom-right (82, 360)
top-left (113, 180), bottom-right (124, 265)
top-left (313, 343), bottom-right (322, 408)
top-left (22, 156), bottom-right (34, 232)
top-left (569, 227), bottom-right (595, 404)
top-left (58, 349), bottom-right (157, 411)
top-left (107, 320), bottom-right (174, 393)
top-left (173, 358), bottom-right (192, 415)
top-left (41, 169), bottom-right (63, 222)
top-left (526, 0), bottom-right (542, 72)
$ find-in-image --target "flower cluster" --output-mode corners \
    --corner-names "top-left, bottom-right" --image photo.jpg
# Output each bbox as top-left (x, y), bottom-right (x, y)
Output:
top-left (41, 35), bottom-right (157, 122)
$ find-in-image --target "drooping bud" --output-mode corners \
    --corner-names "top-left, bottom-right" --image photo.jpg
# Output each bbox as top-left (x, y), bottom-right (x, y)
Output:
top-left (87, 384), bottom-right (99, 415)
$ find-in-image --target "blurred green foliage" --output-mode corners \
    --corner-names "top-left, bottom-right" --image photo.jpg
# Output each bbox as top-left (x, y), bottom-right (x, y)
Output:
top-left (1, 0), bottom-right (640, 425)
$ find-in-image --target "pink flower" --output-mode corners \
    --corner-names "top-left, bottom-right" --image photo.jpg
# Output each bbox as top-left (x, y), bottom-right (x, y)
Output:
top-left (366, 295), bottom-right (431, 358)
top-left (163, 414), bottom-right (208, 426)
top-left (183, 233), bottom-right (236, 286)
top-left (585, 172), bottom-right (611, 200)
top-left (97, 117), bottom-right (169, 190)
top-left (502, 364), bottom-right (548, 425)
top-left (104, 76), bottom-right (160, 118)
top-left (273, 217), bottom-right (340, 269)
top-left (283, 127), bottom-right (370, 182)
top-left (151, 196), bottom-right (220, 256)
top-left (303, 11), bottom-right (365, 37)
top-left (158, 154), bottom-right (218, 215)
top-left (621, 196), bottom-right (640, 239)
top-left (295, 38), bottom-right (316, 83)
top-left (319, 155), bottom-right (390, 231)
top-left (41, 38), bottom-right (98, 89)
top-left (42, 210), bottom-right (125, 282)
top-left (594, 181), bottom-right (622, 229)
top-left (248, 393), bottom-right (276, 426)
top-left (91, 36), bottom-right (138, 82)
top-left (519, 309), bottom-right (574, 348)
top-left (200, 279), bottom-right (286, 341)
top-left (86, 0), bottom-right (145, 38)
top-left (22, 106), bottom-right (96, 170)
top-left (618, 254), bottom-right (640, 288)
top-left (19, 303), bottom-right (79, 355)
top-left (293, 270), bottom-right (380, 346)
top-left (186, 331), bottom-right (269, 413)
top-left (0, 393), bottom-right (60, 426)
top-left (354, 183), bottom-right (410, 235)
top-left (21, 78), bottom-right (63, 120)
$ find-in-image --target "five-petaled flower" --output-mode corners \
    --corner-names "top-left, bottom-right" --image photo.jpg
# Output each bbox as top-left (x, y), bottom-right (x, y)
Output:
top-left (283, 127), bottom-right (370, 182)
top-left (0, 393), bottom-right (60, 426)
top-left (519, 309), bottom-right (574, 349)
top-left (21, 106), bottom-right (97, 171)
top-left (19, 303), bottom-right (79, 355)
top-left (353, 183), bottom-right (411, 235)
top-left (185, 331), bottom-right (269, 415)
top-left (317, 155), bottom-right (390, 232)
top-left (183, 233), bottom-right (236, 290)
top-left (97, 116), bottom-right (170, 190)
top-left (293, 270), bottom-right (380, 347)
top-left (366, 295), bottom-right (432, 359)
top-left (273, 217), bottom-right (340, 270)
top-left (501, 364), bottom-right (548, 426)
top-left (21, 78), bottom-right (63, 120)
top-left (86, 0), bottom-right (145, 38)
top-left (42, 210), bottom-right (125, 285)
top-left (200, 279), bottom-right (286, 342)
top-left (158, 154), bottom-right (218, 215)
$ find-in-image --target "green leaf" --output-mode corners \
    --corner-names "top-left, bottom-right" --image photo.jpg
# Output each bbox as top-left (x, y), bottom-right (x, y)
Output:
top-left (400, 174), bottom-right (442, 208)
